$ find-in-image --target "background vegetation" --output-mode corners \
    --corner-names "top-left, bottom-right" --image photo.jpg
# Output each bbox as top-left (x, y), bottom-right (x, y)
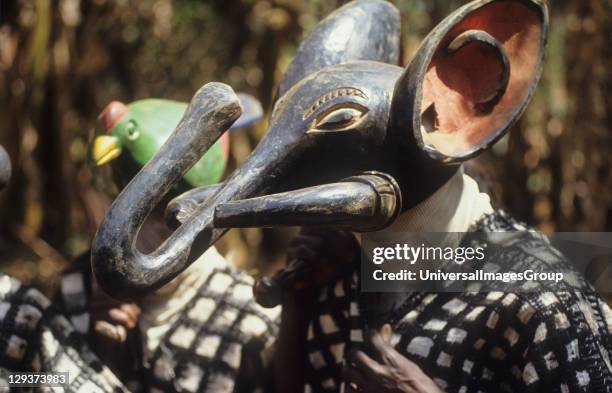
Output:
top-left (0, 0), bottom-right (610, 295)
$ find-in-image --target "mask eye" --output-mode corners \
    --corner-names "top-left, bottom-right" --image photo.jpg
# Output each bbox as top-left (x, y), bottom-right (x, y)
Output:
top-left (310, 105), bottom-right (368, 133)
top-left (126, 121), bottom-right (139, 141)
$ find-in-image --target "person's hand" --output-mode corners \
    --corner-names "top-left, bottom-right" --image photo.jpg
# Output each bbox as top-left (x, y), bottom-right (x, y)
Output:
top-left (343, 325), bottom-right (445, 393)
top-left (90, 279), bottom-right (142, 377)
top-left (254, 227), bottom-right (361, 307)
top-left (287, 227), bottom-right (360, 288)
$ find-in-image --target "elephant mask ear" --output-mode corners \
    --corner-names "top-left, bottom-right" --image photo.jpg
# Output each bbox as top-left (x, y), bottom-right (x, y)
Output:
top-left (392, 0), bottom-right (548, 162)
top-left (277, 0), bottom-right (401, 98)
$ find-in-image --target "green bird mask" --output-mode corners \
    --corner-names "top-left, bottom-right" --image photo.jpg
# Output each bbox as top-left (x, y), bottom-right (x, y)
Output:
top-left (91, 94), bottom-right (262, 189)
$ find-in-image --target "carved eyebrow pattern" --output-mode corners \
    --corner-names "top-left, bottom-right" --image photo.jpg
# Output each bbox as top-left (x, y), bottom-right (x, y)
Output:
top-left (303, 87), bottom-right (368, 119)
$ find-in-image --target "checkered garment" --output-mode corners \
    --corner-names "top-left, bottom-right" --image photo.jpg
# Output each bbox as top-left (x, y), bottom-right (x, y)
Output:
top-left (0, 273), bottom-right (128, 392)
top-left (0, 253), bottom-right (279, 393)
top-left (138, 264), bottom-right (279, 393)
top-left (58, 253), bottom-right (280, 393)
top-left (303, 210), bottom-right (612, 393)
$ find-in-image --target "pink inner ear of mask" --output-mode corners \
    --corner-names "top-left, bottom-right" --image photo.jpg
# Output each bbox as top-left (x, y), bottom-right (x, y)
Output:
top-left (420, 1), bottom-right (543, 157)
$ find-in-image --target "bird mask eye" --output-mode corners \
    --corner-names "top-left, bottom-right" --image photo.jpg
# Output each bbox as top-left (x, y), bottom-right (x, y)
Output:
top-left (126, 120), bottom-right (140, 141)
top-left (309, 104), bottom-right (369, 134)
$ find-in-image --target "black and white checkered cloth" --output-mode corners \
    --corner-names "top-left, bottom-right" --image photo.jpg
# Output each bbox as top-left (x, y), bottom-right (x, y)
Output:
top-left (141, 265), bottom-right (280, 393)
top-left (60, 252), bottom-right (280, 393)
top-left (0, 273), bottom-right (129, 392)
top-left (0, 251), bottom-right (280, 392)
top-left (302, 210), bottom-right (612, 393)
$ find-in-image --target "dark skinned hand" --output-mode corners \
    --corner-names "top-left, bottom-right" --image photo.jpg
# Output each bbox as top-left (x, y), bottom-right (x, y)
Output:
top-left (288, 228), bottom-right (360, 288)
top-left (254, 227), bottom-right (361, 307)
top-left (343, 325), bottom-right (445, 393)
top-left (88, 207), bottom-right (172, 376)
top-left (90, 277), bottom-right (142, 379)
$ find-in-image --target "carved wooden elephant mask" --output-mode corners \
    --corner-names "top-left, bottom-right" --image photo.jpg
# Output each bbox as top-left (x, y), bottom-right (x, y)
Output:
top-left (92, 0), bottom-right (548, 299)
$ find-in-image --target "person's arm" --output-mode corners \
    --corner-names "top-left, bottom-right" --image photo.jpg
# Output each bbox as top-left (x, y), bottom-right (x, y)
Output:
top-left (269, 228), bottom-right (362, 392)
top-left (273, 292), bottom-right (311, 392)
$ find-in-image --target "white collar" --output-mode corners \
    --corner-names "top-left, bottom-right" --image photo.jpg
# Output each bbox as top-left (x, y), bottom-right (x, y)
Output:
top-left (370, 168), bottom-right (494, 248)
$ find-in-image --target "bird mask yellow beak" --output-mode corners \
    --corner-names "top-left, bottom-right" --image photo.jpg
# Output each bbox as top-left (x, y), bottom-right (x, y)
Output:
top-left (93, 100), bottom-right (129, 166)
top-left (92, 135), bottom-right (121, 166)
